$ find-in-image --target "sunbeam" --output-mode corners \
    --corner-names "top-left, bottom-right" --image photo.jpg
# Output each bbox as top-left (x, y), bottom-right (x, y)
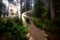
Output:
top-left (2, 0), bottom-right (21, 18)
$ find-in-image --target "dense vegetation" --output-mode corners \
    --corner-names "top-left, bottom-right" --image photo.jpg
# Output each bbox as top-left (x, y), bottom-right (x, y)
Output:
top-left (0, 17), bottom-right (28, 40)
top-left (32, 0), bottom-right (60, 40)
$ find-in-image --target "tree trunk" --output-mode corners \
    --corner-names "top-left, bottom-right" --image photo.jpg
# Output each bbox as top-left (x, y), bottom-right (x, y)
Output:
top-left (49, 0), bottom-right (55, 20)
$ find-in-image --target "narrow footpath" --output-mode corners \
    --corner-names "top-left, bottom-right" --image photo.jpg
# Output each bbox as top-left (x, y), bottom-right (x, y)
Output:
top-left (28, 20), bottom-right (47, 40)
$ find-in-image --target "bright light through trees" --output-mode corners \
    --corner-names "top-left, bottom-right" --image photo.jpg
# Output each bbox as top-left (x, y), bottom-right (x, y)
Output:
top-left (2, 0), bottom-right (9, 7)
top-left (2, 0), bottom-right (21, 19)
top-left (2, 0), bottom-right (34, 18)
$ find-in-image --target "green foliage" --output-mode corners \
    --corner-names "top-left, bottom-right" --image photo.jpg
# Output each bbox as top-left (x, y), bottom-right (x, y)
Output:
top-left (32, 0), bottom-right (60, 39)
top-left (33, 0), bottom-right (49, 18)
top-left (33, 0), bottom-right (44, 18)
top-left (0, 18), bottom-right (28, 40)
top-left (32, 17), bottom-right (42, 28)
top-left (32, 17), bottom-right (57, 32)
top-left (32, 5), bottom-right (57, 31)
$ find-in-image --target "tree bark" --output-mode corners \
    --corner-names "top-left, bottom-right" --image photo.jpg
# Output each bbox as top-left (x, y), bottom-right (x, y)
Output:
top-left (49, 0), bottom-right (55, 20)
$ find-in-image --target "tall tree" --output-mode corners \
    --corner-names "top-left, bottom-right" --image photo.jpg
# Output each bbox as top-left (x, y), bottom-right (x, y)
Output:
top-left (0, 0), bottom-right (7, 17)
top-left (49, 0), bottom-right (55, 20)
top-left (33, 0), bottom-right (45, 18)
top-left (0, 0), bottom-right (2, 17)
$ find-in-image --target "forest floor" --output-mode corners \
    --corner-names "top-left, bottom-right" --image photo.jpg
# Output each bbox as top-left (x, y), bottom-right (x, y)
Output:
top-left (27, 20), bottom-right (47, 40)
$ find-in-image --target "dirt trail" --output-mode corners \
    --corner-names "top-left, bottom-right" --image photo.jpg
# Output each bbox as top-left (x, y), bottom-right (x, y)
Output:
top-left (22, 10), bottom-right (47, 40)
top-left (28, 20), bottom-right (46, 40)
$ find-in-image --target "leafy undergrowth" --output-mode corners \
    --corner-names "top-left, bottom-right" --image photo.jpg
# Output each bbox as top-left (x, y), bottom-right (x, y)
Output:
top-left (32, 17), bottom-right (58, 31)
top-left (0, 17), bottom-right (28, 40)
top-left (32, 17), bottom-right (60, 40)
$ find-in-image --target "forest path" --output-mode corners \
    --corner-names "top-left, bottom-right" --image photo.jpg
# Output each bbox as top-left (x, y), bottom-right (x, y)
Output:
top-left (28, 20), bottom-right (47, 40)
top-left (22, 10), bottom-right (47, 40)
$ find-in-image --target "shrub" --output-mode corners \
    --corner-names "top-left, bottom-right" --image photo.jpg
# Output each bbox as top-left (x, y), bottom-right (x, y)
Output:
top-left (32, 17), bottom-right (42, 28)
top-left (32, 17), bottom-right (57, 31)
top-left (0, 18), bottom-right (28, 40)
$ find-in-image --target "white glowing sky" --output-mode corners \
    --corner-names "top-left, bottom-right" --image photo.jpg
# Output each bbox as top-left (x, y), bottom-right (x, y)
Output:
top-left (2, 0), bottom-right (20, 7)
top-left (2, 0), bottom-right (34, 7)
top-left (2, 0), bottom-right (34, 10)
top-left (13, 0), bottom-right (16, 2)
top-left (2, 0), bottom-right (9, 7)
